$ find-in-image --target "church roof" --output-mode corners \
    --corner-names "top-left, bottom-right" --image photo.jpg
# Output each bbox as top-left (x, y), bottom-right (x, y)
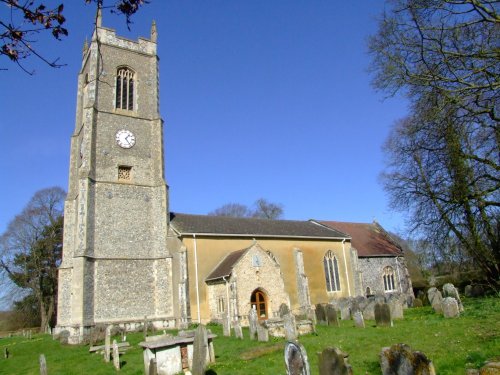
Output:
top-left (205, 247), bottom-right (249, 282)
top-left (170, 213), bottom-right (349, 239)
top-left (317, 221), bottom-right (403, 257)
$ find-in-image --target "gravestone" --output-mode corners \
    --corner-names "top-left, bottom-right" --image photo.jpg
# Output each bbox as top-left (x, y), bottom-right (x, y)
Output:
top-left (318, 347), bottom-right (353, 375)
top-left (112, 339), bottom-right (120, 370)
top-left (249, 308), bottom-right (258, 340)
top-left (149, 358), bottom-right (158, 375)
top-left (374, 303), bottom-right (393, 327)
top-left (427, 288), bottom-right (443, 314)
top-left (39, 354), bottom-right (47, 375)
top-left (234, 321), bottom-right (243, 339)
top-left (279, 303), bottom-right (291, 318)
top-left (284, 313), bottom-right (298, 341)
top-left (339, 304), bottom-right (351, 321)
top-left (315, 304), bottom-right (327, 325)
top-left (326, 305), bottom-right (340, 327)
top-left (4, 348), bottom-right (8, 359)
top-left (380, 343), bottom-right (436, 375)
top-left (257, 324), bottom-right (269, 342)
top-left (442, 297), bottom-right (460, 318)
top-left (363, 297), bottom-right (376, 320)
top-left (388, 299), bottom-right (404, 320)
top-left (353, 311), bottom-right (365, 328)
top-left (222, 313), bottom-right (231, 337)
top-left (192, 324), bottom-right (208, 375)
top-left (104, 325), bottom-right (111, 362)
top-left (443, 283), bottom-right (464, 312)
top-left (413, 298), bottom-right (423, 308)
top-left (284, 341), bottom-right (310, 375)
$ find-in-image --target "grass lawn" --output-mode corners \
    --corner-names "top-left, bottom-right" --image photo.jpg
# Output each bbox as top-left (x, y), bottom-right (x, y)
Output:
top-left (0, 297), bottom-right (499, 374)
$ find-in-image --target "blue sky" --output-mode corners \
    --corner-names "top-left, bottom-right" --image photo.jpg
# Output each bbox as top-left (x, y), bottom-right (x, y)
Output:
top-left (0, 1), bottom-right (410, 235)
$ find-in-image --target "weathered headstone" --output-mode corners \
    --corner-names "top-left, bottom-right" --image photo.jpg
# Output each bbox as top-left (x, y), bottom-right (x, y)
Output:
top-left (353, 311), bottom-right (365, 328)
top-left (4, 348), bottom-right (9, 359)
top-left (192, 324), bottom-right (208, 375)
top-left (284, 341), bottom-right (310, 375)
top-left (428, 288), bottom-right (443, 314)
top-left (234, 321), bottom-right (243, 339)
top-left (443, 283), bottom-right (464, 312)
top-left (339, 304), bottom-right (351, 321)
top-left (257, 324), bottom-right (269, 342)
top-left (388, 299), bottom-right (404, 320)
top-left (284, 313), bottom-right (298, 341)
top-left (104, 325), bottom-right (111, 362)
top-left (279, 303), bottom-right (291, 318)
top-left (326, 305), bottom-right (340, 327)
top-left (39, 354), bottom-right (47, 375)
top-left (442, 297), bottom-right (460, 318)
top-left (363, 297), bottom-right (376, 320)
top-left (380, 343), bottom-right (436, 375)
top-left (318, 347), bottom-right (353, 375)
top-left (112, 339), bottom-right (120, 370)
top-left (149, 358), bottom-right (158, 375)
top-left (413, 298), bottom-right (423, 308)
top-left (374, 303), bottom-right (393, 327)
top-left (315, 304), bottom-right (327, 325)
top-left (222, 312), bottom-right (231, 337)
top-left (249, 308), bottom-right (258, 340)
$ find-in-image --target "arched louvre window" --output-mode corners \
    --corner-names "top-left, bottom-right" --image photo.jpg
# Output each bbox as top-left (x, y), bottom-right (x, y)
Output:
top-left (383, 266), bottom-right (396, 291)
top-left (324, 250), bottom-right (341, 292)
top-left (116, 67), bottom-right (135, 110)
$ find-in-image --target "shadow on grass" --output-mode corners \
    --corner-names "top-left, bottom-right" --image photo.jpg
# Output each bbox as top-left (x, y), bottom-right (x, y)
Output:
top-left (205, 370), bottom-right (217, 375)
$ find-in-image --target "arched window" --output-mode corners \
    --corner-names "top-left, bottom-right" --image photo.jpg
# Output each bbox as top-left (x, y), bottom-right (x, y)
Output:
top-left (250, 289), bottom-right (268, 320)
top-left (116, 67), bottom-right (135, 110)
top-left (323, 250), bottom-right (341, 292)
top-left (383, 266), bottom-right (396, 292)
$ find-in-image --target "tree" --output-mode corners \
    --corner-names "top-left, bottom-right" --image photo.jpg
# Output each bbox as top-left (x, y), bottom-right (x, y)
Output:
top-left (1, 0), bottom-right (148, 73)
top-left (0, 187), bottom-right (65, 332)
top-left (208, 198), bottom-right (284, 219)
top-left (370, 0), bottom-right (499, 290)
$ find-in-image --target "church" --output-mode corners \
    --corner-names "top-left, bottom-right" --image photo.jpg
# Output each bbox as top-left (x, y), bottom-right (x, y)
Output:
top-left (55, 17), bottom-right (413, 344)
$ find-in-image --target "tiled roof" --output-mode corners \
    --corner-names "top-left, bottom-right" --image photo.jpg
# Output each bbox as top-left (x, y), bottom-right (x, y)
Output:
top-left (205, 247), bottom-right (248, 281)
top-left (318, 221), bottom-right (402, 257)
top-left (170, 213), bottom-right (349, 239)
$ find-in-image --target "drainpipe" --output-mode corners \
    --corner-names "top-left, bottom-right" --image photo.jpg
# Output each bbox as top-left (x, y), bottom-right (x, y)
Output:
top-left (223, 276), bottom-right (231, 327)
top-left (395, 256), bottom-right (403, 293)
top-left (342, 239), bottom-right (352, 296)
top-left (193, 234), bottom-right (201, 323)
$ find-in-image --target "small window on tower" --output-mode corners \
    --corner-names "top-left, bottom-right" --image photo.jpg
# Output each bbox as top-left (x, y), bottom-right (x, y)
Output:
top-left (118, 165), bottom-right (132, 181)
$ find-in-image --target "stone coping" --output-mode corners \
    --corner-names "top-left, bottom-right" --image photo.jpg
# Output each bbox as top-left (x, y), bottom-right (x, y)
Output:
top-left (139, 333), bottom-right (217, 350)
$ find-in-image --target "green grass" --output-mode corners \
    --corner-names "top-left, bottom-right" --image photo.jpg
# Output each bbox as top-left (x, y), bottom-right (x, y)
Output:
top-left (1, 297), bottom-right (499, 374)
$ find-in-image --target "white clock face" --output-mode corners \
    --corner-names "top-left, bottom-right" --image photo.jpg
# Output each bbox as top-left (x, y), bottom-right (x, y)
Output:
top-left (115, 129), bottom-right (136, 149)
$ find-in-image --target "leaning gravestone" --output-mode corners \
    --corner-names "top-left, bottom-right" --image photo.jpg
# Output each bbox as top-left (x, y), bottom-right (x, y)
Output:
top-left (442, 297), bottom-right (460, 318)
top-left (222, 312), bottom-right (231, 337)
top-left (192, 324), bottom-right (208, 375)
top-left (353, 311), bottom-right (365, 328)
top-left (315, 304), bottom-right (327, 325)
top-left (284, 313), bottom-right (298, 341)
top-left (374, 303), bottom-right (393, 327)
top-left (112, 339), bottom-right (120, 370)
top-left (442, 283), bottom-right (464, 312)
top-left (234, 321), bottom-right (244, 339)
top-left (249, 308), bottom-right (258, 340)
top-left (318, 347), bottom-right (353, 375)
top-left (427, 288), bottom-right (443, 314)
top-left (257, 324), bottom-right (269, 342)
top-left (284, 341), bottom-right (311, 375)
top-left (380, 343), bottom-right (436, 375)
top-left (326, 305), bottom-right (340, 327)
top-left (39, 354), bottom-right (47, 375)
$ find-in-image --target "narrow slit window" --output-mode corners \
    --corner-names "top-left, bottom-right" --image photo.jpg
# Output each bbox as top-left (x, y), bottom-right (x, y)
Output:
top-left (383, 266), bottom-right (396, 292)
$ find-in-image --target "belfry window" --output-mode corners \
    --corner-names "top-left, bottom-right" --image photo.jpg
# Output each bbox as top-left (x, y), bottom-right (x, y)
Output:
top-left (116, 67), bottom-right (135, 110)
top-left (324, 250), bottom-right (341, 292)
top-left (383, 266), bottom-right (396, 292)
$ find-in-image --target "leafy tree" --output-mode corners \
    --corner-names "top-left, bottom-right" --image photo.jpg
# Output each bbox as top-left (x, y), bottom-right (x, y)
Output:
top-left (370, 0), bottom-right (499, 289)
top-left (0, 187), bottom-right (65, 332)
top-left (1, 0), bottom-right (148, 73)
top-left (208, 198), bottom-right (284, 219)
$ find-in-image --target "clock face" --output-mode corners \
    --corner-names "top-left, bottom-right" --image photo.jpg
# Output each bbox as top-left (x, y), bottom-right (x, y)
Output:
top-left (115, 129), bottom-right (136, 149)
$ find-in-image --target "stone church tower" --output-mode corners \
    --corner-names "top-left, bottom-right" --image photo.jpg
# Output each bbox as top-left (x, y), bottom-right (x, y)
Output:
top-left (56, 14), bottom-right (175, 343)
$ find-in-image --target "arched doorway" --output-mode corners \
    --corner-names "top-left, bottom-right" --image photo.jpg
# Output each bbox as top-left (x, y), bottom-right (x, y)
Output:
top-left (251, 289), bottom-right (268, 320)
